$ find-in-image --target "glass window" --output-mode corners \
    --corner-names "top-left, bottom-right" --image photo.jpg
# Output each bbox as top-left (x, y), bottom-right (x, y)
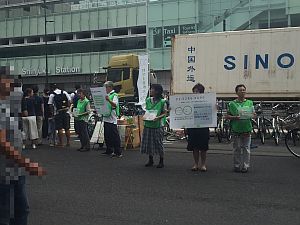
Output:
top-left (107, 68), bottom-right (122, 83)
top-left (123, 68), bottom-right (130, 80)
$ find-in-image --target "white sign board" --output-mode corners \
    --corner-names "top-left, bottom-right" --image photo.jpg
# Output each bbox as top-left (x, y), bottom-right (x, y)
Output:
top-left (90, 121), bottom-right (104, 144)
top-left (170, 93), bottom-right (217, 129)
top-left (90, 87), bottom-right (109, 115)
top-left (137, 55), bottom-right (149, 107)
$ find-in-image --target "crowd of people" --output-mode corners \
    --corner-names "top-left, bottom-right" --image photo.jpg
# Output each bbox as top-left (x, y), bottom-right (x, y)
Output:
top-left (1, 67), bottom-right (255, 224)
top-left (20, 83), bottom-right (93, 152)
top-left (19, 80), bottom-right (254, 174)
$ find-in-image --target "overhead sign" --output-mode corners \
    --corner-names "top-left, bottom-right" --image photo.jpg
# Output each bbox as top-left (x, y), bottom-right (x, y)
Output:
top-left (21, 66), bottom-right (81, 76)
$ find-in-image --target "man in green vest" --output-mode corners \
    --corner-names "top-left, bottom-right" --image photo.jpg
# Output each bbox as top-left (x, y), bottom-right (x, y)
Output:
top-left (227, 84), bottom-right (255, 173)
top-left (101, 81), bottom-right (122, 158)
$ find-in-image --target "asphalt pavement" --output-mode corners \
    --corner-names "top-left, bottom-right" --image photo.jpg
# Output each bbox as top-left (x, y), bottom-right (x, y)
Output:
top-left (23, 138), bottom-right (300, 225)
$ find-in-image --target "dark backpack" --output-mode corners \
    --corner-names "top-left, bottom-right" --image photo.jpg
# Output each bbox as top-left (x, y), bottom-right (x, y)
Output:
top-left (53, 90), bottom-right (69, 111)
top-left (72, 92), bottom-right (80, 108)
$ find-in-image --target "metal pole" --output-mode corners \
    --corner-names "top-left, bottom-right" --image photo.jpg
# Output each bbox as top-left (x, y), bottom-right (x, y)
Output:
top-left (44, 0), bottom-right (49, 88)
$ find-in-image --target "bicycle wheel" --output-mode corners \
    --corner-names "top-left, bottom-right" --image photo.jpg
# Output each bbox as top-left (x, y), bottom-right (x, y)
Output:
top-left (225, 127), bottom-right (232, 141)
top-left (259, 123), bottom-right (265, 144)
top-left (285, 129), bottom-right (300, 158)
top-left (216, 128), bottom-right (223, 143)
top-left (166, 133), bottom-right (180, 141)
top-left (251, 119), bottom-right (258, 139)
top-left (273, 124), bottom-right (280, 145)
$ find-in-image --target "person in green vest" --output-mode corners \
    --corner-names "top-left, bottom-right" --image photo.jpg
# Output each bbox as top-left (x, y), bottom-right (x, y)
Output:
top-left (74, 88), bottom-right (91, 152)
top-left (226, 84), bottom-right (255, 173)
top-left (102, 81), bottom-right (122, 158)
top-left (141, 84), bottom-right (168, 168)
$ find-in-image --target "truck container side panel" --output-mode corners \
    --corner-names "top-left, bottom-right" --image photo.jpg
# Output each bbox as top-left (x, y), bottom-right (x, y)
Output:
top-left (172, 28), bottom-right (300, 98)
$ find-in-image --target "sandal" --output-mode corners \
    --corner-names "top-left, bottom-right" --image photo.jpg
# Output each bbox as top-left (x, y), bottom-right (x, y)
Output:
top-left (191, 166), bottom-right (198, 171)
top-left (200, 166), bottom-right (207, 172)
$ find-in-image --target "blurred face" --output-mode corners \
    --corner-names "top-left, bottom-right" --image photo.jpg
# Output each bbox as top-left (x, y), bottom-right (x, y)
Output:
top-left (28, 90), bottom-right (33, 97)
top-left (150, 88), bottom-right (156, 97)
top-left (105, 86), bottom-right (112, 94)
top-left (79, 91), bottom-right (85, 99)
top-left (236, 86), bottom-right (246, 99)
top-left (0, 78), bottom-right (14, 98)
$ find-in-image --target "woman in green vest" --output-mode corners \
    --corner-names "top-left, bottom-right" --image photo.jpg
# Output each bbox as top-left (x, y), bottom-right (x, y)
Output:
top-left (74, 88), bottom-right (91, 152)
top-left (141, 84), bottom-right (167, 168)
top-left (226, 84), bottom-right (255, 173)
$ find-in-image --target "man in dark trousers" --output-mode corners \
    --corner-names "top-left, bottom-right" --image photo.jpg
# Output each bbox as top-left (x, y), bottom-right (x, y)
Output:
top-left (101, 81), bottom-right (122, 158)
top-left (0, 67), bottom-right (46, 225)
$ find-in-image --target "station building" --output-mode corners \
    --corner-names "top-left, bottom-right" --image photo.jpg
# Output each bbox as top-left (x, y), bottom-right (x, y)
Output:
top-left (0, 0), bottom-right (299, 91)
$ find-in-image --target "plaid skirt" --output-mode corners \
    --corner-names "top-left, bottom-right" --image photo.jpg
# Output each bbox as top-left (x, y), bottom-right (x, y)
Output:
top-left (140, 127), bottom-right (164, 156)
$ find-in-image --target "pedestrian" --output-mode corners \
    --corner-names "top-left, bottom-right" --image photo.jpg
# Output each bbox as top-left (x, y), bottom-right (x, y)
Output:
top-left (101, 81), bottom-right (122, 158)
top-left (0, 71), bottom-right (46, 225)
top-left (141, 84), bottom-right (167, 168)
top-left (21, 88), bottom-right (38, 149)
top-left (70, 84), bottom-right (81, 136)
top-left (42, 88), bottom-right (50, 140)
top-left (48, 84), bottom-right (71, 147)
top-left (75, 88), bottom-right (91, 152)
top-left (32, 86), bottom-right (44, 145)
top-left (226, 84), bottom-right (255, 173)
top-left (186, 83), bottom-right (210, 172)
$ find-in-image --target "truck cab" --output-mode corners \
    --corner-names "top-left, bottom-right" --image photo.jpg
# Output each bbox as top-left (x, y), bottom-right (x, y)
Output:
top-left (106, 54), bottom-right (157, 102)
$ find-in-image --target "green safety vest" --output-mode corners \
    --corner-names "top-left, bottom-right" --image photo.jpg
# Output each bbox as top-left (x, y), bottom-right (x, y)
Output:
top-left (144, 97), bottom-right (166, 128)
top-left (77, 97), bottom-right (89, 121)
top-left (228, 99), bottom-right (253, 134)
top-left (104, 91), bottom-right (120, 117)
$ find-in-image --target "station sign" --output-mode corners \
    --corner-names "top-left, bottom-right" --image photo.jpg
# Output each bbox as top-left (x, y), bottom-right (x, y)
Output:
top-left (21, 66), bottom-right (81, 76)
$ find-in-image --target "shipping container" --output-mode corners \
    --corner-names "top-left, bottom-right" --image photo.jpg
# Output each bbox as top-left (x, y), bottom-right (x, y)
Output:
top-left (171, 27), bottom-right (300, 99)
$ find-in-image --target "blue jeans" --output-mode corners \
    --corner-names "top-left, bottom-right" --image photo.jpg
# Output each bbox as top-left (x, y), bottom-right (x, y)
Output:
top-left (0, 176), bottom-right (29, 225)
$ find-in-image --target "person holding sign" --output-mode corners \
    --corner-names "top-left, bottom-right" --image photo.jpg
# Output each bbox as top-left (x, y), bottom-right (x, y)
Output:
top-left (141, 84), bottom-right (167, 168)
top-left (102, 81), bottom-right (122, 158)
top-left (74, 89), bottom-right (91, 152)
top-left (186, 83), bottom-right (210, 172)
top-left (226, 84), bottom-right (255, 173)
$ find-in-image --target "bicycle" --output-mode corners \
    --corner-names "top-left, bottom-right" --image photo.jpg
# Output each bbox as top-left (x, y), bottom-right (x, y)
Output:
top-left (251, 102), bottom-right (272, 144)
top-left (163, 117), bottom-right (187, 141)
top-left (87, 110), bottom-right (102, 138)
top-left (282, 105), bottom-right (300, 158)
top-left (216, 111), bottom-right (232, 143)
top-left (270, 104), bottom-right (286, 145)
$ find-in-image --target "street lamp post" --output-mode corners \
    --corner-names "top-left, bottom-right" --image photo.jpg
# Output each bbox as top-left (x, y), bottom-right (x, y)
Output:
top-left (44, 0), bottom-right (49, 88)
top-left (43, 0), bottom-right (49, 88)
top-left (43, 0), bottom-right (53, 88)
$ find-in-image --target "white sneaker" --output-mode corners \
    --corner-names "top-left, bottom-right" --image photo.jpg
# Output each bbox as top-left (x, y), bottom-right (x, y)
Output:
top-left (32, 144), bottom-right (37, 149)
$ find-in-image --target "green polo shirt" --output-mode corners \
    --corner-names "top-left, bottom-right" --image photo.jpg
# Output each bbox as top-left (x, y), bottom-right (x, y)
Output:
top-left (228, 99), bottom-right (253, 134)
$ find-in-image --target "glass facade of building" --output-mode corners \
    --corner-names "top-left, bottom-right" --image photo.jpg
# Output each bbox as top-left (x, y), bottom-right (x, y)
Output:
top-left (0, 0), bottom-right (299, 90)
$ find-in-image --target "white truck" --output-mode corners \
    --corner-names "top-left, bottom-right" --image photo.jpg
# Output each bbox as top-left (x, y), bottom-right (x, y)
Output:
top-left (171, 27), bottom-right (300, 99)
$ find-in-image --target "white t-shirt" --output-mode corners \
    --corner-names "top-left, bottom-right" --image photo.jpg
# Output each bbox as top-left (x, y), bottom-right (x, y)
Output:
top-left (48, 89), bottom-right (71, 114)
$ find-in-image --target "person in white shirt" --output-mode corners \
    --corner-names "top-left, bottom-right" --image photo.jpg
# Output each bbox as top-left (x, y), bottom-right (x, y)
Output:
top-left (101, 81), bottom-right (122, 158)
top-left (48, 84), bottom-right (71, 147)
